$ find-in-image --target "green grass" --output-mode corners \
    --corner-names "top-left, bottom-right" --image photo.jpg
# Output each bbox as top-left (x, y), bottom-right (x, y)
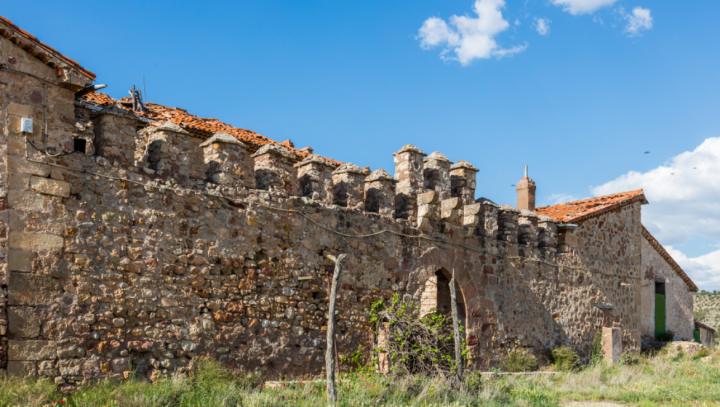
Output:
top-left (1, 348), bottom-right (719, 407)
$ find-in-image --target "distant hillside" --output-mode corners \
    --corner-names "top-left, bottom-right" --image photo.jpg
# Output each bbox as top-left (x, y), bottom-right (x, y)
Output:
top-left (695, 292), bottom-right (720, 331)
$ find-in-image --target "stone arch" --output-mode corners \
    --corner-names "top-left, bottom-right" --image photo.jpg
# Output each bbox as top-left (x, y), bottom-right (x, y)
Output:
top-left (365, 188), bottom-right (382, 213)
top-left (333, 181), bottom-right (349, 207)
top-left (420, 268), bottom-right (466, 328)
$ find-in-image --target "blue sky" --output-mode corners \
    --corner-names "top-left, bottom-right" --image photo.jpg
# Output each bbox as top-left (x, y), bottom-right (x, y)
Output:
top-left (6, 1), bottom-right (720, 288)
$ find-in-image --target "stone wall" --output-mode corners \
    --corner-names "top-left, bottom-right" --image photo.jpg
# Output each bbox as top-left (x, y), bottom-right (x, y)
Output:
top-left (0, 33), bottom-right (646, 387)
top-left (571, 203), bottom-right (643, 351)
top-left (640, 237), bottom-right (694, 340)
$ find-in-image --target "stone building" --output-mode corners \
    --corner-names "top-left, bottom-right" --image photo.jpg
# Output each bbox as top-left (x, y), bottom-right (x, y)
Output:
top-left (0, 17), bottom-right (700, 386)
top-left (639, 227), bottom-right (697, 341)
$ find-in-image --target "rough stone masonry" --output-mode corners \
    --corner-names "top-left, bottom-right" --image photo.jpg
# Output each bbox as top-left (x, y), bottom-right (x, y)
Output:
top-left (0, 16), bottom-right (650, 388)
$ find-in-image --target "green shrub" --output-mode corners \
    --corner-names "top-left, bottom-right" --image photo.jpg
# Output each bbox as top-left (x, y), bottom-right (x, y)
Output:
top-left (590, 330), bottom-right (604, 365)
top-left (501, 348), bottom-right (538, 372)
top-left (552, 346), bottom-right (580, 371)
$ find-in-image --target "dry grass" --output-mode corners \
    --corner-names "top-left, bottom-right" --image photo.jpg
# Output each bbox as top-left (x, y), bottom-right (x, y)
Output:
top-left (0, 346), bottom-right (719, 406)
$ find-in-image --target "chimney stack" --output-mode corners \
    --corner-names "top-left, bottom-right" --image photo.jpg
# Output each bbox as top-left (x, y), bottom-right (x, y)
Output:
top-left (516, 165), bottom-right (536, 211)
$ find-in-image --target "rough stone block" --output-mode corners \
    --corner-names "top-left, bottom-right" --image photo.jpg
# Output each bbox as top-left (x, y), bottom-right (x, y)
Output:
top-left (417, 191), bottom-right (438, 205)
top-left (9, 232), bottom-right (63, 251)
top-left (8, 340), bottom-right (57, 361)
top-left (602, 327), bottom-right (622, 364)
top-left (7, 190), bottom-right (45, 211)
top-left (7, 156), bottom-right (50, 177)
top-left (6, 361), bottom-right (36, 377)
top-left (8, 249), bottom-right (32, 272)
top-left (8, 272), bottom-right (61, 305)
top-left (8, 306), bottom-right (40, 338)
top-left (30, 176), bottom-right (70, 198)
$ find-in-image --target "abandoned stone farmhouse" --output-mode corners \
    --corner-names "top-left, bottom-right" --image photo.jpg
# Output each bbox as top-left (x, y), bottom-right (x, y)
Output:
top-left (0, 17), bottom-right (710, 386)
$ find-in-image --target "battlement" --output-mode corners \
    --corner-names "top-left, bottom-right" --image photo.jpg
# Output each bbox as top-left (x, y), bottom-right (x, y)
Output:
top-left (71, 108), bottom-right (570, 257)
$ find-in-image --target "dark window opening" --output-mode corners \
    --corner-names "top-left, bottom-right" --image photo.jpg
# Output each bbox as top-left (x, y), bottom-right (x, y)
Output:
top-left (450, 175), bottom-right (465, 198)
top-left (423, 168), bottom-right (440, 191)
top-left (73, 138), bottom-right (87, 154)
top-left (655, 281), bottom-right (666, 295)
top-left (299, 174), bottom-right (314, 197)
top-left (255, 169), bottom-right (278, 190)
top-left (365, 188), bottom-right (382, 213)
top-left (394, 194), bottom-right (411, 219)
top-left (146, 140), bottom-right (164, 172)
top-left (206, 161), bottom-right (221, 183)
top-left (333, 182), bottom-right (348, 207)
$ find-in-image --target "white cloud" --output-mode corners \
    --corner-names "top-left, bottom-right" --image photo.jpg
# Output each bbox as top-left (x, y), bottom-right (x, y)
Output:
top-left (550, 0), bottom-right (618, 15)
top-left (624, 7), bottom-right (653, 35)
top-left (535, 18), bottom-right (551, 36)
top-left (418, 0), bottom-right (526, 65)
top-left (593, 137), bottom-right (720, 290)
top-left (666, 247), bottom-right (720, 292)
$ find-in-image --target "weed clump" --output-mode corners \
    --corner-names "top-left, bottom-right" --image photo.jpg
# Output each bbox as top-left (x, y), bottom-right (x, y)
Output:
top-left (551, 346), bottom-right (580, 371)
top-left (501, 348), bottom-right (538, 372)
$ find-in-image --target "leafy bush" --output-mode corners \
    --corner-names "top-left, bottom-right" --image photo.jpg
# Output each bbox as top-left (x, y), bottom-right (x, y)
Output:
top-left (371, 293), bottom-right (466, 377)
top-left (501, 348), bottom-right (538, 372)
top-left (552, 346), bottom-right (580, 371)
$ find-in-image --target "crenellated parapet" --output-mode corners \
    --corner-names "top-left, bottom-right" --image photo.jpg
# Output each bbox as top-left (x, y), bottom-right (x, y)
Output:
top-left (423, 152), bottom-right (452, 200)
top-left (332, 163), bottom-right (370, 209)
top-left (136, 121), bottom-right (205, 182)
top-left (295, 155), bottom-right (337, 202)
top-left (200, 132), bottom-right (254, 188)
top-left (90, 122), bottom-right (573, 256)
top-left (394, 144), bottom-right (426, 220)
top-left (450, 161), bottom-right (478, 204)
top-left (252, 144), bottom-right (298, 195)
top-left (364, 169), bottom-right (395, 216)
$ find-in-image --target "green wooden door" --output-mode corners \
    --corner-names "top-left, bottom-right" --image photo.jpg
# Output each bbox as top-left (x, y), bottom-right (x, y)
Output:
top-left (655, 293), bottom-right (666, 337)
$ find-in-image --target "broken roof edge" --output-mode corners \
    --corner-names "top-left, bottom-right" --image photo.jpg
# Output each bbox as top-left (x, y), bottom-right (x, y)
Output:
top-left (536, 189), bottom-right (648, 224)
top-left (80, 91), bottom-right (343, 167)
top-left (641, 226), bottom-right (699, 293)
top-left (0, 16), bottom-right (96, 81)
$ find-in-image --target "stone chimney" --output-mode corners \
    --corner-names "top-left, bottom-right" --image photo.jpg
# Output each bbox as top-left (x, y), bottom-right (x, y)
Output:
top-left (516, 165), bottom-right (536, 211)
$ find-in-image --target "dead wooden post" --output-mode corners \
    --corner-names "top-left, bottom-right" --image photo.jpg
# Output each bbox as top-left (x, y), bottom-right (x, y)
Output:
top-left (449, 268), bottom-right (463, 383)
top-left (325, 253), bottom-right (347, 405)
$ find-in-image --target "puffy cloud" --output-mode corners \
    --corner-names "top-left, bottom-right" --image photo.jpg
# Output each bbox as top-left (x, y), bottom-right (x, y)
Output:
top-left (624, 7), bottom-right (653, 35)
top-left (550, 0), bottom-right (618, 15)
top-left (666, 247), bottom-right (720, 292)
top-left (535, 18), bottom-right (551, 36)
top-left (593, 137), bottom-right (720, 290)
top-left (418, 0), bottom-right (526, 65)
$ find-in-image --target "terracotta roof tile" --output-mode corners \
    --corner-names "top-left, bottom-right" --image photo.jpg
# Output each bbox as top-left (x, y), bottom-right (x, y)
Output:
top-left (81, 92), bottom-right (341, 166)
top-left (642, 226), bottom-right (698, 292)
top-left (535, 189), bottom-right (647, 223)
top-left (0, 16), bottom-right (95, 80)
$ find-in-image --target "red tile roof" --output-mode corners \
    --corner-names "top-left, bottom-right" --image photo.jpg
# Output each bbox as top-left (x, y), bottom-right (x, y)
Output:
top-left (642, 226), bottom-right (698, 292)
top-left (0, 16), bottom-right (95, 80)
top-left (81, 92), bottom-right (341, 166)
top-left (536, 189), bottom-right (648, 223)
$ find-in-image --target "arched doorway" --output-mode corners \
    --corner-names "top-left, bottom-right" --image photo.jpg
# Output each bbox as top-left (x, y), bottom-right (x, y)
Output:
top-left (420, 268), bottom-right (466, 328)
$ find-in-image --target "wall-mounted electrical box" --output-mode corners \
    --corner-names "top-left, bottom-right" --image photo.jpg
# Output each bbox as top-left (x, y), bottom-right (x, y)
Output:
top-left (19, 117), bottom-right (33, 134)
